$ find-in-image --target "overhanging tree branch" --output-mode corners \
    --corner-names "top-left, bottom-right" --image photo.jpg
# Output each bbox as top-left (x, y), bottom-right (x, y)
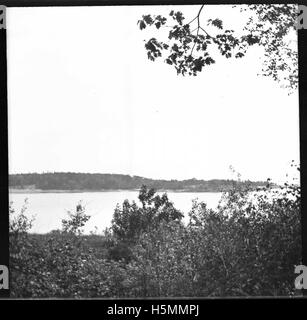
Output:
top-left (137, 4), bottom-right (298, 92)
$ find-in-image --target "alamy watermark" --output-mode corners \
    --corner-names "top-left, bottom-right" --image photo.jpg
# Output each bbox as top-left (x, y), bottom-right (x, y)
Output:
top-left (296, 5), bottom-right (307, 30)
top-left (294, 265), bottom-right (307, 290)
top-left (0, 265), bottom-right (9, 290)
top-left (0, 6), bottom-right (6, 30)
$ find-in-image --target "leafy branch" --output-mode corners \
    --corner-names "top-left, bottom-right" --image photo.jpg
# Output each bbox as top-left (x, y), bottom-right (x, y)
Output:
top-left (137, 6), bottom-right (246, 76)
top-left (138, 4), bottom-right (298, 92)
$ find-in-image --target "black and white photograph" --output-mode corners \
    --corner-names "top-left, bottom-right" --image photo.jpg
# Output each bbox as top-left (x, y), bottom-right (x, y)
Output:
top-left (5, 3), bottom-right (302, 298)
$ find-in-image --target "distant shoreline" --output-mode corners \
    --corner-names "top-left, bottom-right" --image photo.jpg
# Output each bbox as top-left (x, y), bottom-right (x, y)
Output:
top-left (9, 188), bottom-right (230, 194)
top-left (9, 172), bottom-right (270, 194)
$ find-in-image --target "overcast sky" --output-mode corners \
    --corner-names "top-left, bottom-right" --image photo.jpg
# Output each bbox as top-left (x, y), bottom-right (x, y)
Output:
top-left (7, 5), bottom-right (300, 183)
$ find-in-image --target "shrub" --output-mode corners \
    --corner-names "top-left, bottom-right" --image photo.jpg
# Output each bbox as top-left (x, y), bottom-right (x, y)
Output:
top-left (111, 185), bottom-right (183, 244)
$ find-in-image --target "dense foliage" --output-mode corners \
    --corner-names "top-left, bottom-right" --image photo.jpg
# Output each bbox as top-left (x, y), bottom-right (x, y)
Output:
top-left (9, 172), bottom-right (268, 192)
top-left (112, 185), bottom-right (183, 245)
top-left (10, 177), bottom-right (301, 297)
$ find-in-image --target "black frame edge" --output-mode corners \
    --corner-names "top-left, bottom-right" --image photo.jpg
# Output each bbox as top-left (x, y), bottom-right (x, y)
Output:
top-left (0, 11), bottom-right (9, 298)
top-left (0, 1), bottom-right (305, 300)
top-left (298, 26), bottom-right (307, 296)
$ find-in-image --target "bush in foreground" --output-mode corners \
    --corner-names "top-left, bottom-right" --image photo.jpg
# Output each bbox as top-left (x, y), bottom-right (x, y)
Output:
top-left (10, 176), bottom-right (301, 297)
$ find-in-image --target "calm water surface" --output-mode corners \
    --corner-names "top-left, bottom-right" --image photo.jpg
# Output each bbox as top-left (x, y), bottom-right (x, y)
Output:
top-left (9, 191), bottom-right (222, 234)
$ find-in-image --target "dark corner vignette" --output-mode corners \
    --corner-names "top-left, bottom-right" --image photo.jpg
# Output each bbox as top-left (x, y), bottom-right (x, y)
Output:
top-left (0, 5), bottom-right (9, 298)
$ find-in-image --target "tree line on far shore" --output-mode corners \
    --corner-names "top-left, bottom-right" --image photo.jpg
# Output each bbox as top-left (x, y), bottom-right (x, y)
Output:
top-left (9, 172), bottom-right (269, 192)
